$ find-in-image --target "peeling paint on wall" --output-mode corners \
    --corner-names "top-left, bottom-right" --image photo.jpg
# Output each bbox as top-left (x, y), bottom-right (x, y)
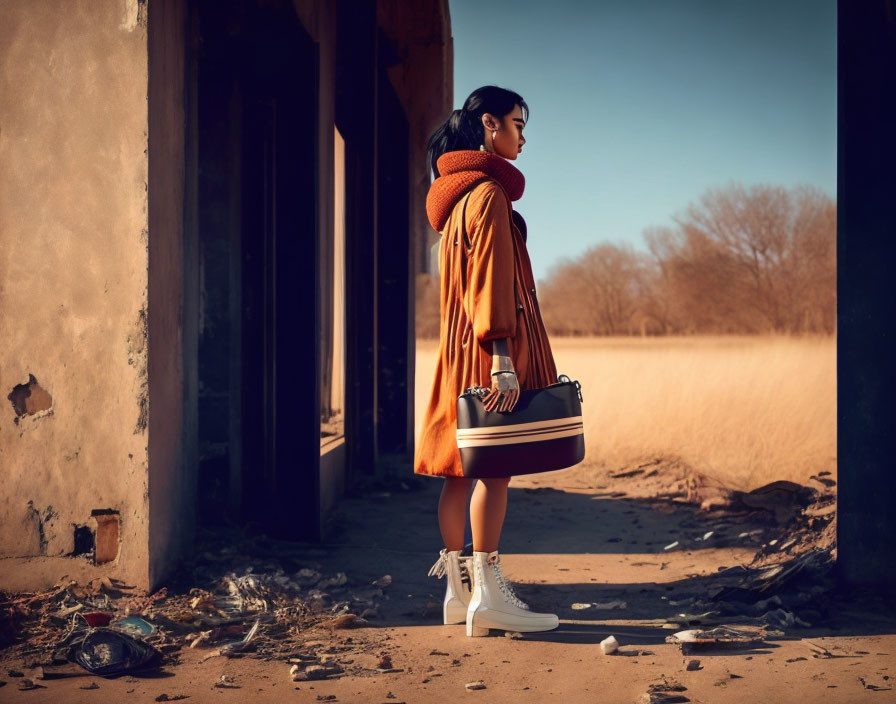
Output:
top-left (129, 307), bottom-right (148, 434)
top-left (7, 374), bottom-right (53, 424)
top-left (120, 0), bottom-right (147, 33)
top-left (91, 509), bottom-right (121, 564)
top-left (25, 502), bottom-right (59, 556)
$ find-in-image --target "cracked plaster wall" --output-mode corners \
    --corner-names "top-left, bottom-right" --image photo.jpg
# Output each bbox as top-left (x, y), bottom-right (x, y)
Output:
top-left (0, 0), bottom-right (151, 588)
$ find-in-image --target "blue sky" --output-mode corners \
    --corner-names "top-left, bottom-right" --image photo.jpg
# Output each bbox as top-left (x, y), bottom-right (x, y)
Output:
top-left (448, 0), bottom-right (837, 282)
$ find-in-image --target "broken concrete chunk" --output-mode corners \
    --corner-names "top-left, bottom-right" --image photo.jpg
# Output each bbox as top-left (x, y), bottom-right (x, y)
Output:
top-left (666, 626), bottom-right (765, 651)
top-left (600, 635), bottom-right (619, 654)
top-left (640, 693), bottom-right (689, 704)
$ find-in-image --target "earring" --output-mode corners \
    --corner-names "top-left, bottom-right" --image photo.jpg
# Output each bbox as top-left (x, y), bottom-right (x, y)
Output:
top-left (479, 144), bottom-right (487, 151)
top-left (492, 130), bottom-right (497, 140)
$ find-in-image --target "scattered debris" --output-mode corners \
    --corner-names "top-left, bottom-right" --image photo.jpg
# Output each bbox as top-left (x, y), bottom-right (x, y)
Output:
top-left (321, 613), bottom-right (368, 629)
top-left (859, 677), bottom-right (892, 691)
top-left (465, 680), bottom-right (487, 690)
top-left (665, 610), bottom-right (721, 627)
top-left (80, 611), bottom-right (111, 627)
top-left (214, 675), bottom-right (239, 689)
top-left (18, 678), bottom-right (46, 691)
top-left (685, 659), bottom-right (701, 671)
top-left (666, 626), bottom-right (765, 653)
top-left (664, 541), bottom-right (680, 551)
top-left (71, 628), bottom-right (163, 676)
top-left (0, 529), bottom-right (395, 678)
top-left (504, 632), bottom-right (523, 640)
top-left (642, 677), bottom-right (689, 703)
top-left (571, 603), bottom-right (591, 610)
top-left (593, 600), bottom-right (627, 610)
top-left (600, 635), bottom-right (619, 655)
top-left (641, 693), bottom-right (689, 704)
top-left (110, 616), bottom-right (156, 637)
top-left (805, 641), bottom-right (837, 658)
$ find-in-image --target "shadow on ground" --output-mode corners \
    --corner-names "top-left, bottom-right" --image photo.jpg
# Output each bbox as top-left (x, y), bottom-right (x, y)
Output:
top-left (313, 476), bottom-right (896, 644)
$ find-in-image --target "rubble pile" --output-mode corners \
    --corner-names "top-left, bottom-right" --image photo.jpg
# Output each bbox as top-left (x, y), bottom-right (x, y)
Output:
top-left (588, 458), bottom-right (838, 632)
top-left (0, 531), bottom-right (393, 677)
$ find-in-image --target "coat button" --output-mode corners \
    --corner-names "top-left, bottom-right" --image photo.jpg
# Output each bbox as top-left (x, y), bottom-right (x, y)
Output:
top-left (529, 287), bottom-right (536, 295)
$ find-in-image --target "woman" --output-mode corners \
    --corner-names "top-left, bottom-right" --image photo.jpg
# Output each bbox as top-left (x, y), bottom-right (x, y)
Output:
top-left (414, 86), bottom-right (560, 637)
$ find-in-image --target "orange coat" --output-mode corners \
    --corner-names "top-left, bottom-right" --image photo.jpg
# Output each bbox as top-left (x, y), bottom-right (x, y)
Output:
top-left (414, 150), bottom-right (558, 478)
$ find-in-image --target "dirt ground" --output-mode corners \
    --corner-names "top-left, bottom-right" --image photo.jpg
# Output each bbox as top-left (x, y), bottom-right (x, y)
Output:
top-left (2, 462), bottom-right (895, 704)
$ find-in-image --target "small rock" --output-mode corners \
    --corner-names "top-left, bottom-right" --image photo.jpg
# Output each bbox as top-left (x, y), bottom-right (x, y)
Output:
top-left (465, 680), bottom-right (487, 690)
top-left (18, 679), bottom-right (45, 691)
top-left (504, 631), bottom-right (523, 639)
top-left (600, 635), bottom-right (619, 655)
top-left (79, 682), bottom-right (100, 690)
top-left (323, 613), bottom-right (367, 629)
top-left (571, 602), bottom-right (591, 610)
top-left (8, 671), bottom-right (23, 678)
top-left (686, 659), bottom-right (701, 671)
top-left (377, 654), bottom-right (393, 669)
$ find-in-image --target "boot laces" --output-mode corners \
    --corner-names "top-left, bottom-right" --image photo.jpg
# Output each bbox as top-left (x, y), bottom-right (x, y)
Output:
top-left (427, 550), bottom-right (472, 584)
top-left (427, 549), bottom-right (448, 579)
top-left (490, 556), bottom-right (530, 610)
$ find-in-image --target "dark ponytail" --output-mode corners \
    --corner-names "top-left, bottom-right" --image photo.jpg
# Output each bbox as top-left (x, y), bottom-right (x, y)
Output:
top-left (425, 85), bottom-right (529, 181)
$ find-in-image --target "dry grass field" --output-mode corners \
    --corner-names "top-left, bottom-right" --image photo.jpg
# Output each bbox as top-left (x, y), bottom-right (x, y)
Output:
top-left (415, 335), bottom-right (836, 491)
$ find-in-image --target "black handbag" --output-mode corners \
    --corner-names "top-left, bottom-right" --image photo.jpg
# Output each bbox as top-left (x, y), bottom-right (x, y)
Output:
top-left (455, 374), bottom-right (585, 478)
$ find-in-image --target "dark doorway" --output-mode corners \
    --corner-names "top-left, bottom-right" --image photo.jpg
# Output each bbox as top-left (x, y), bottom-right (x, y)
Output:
top-left (192, 0), bottom-right (320, 539)
top-left (375, 35), bottom-right (411, 462)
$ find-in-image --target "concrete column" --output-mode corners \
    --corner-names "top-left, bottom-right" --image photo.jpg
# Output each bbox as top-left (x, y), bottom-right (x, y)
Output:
top-left (836, 0), bottom-right (896, 591)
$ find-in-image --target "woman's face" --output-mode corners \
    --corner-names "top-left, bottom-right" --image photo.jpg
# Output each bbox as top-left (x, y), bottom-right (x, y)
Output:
top-left (482, 104), bottom-right (526, 160)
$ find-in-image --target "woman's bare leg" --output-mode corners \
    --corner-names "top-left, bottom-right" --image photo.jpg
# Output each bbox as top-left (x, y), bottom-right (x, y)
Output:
top-left (469, 477), bottom-right (512, 553)
top-left (439, 477), bottom-right (475, 551)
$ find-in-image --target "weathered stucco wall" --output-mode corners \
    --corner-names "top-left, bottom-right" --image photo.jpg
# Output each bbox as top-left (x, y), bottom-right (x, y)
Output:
top-left (0, 0), bottom-right (151, 589)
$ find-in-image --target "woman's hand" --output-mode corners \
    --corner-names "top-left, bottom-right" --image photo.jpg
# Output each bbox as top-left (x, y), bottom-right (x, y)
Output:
top-left (485, 338), bottom-right (519, 412)
top-left (484, 370), bottom-right (520, 412)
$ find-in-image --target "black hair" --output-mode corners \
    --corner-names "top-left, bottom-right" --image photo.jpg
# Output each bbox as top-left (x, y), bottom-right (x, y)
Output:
top-left (425, 85), bottom-right (529, 181)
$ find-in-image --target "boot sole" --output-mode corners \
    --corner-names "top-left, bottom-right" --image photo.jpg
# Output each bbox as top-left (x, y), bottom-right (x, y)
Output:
top-left (466, 607), bottom-right (559, 636)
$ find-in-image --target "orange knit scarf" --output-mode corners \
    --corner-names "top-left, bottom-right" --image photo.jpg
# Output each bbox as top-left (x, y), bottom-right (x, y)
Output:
top-left (426, 150), bottom-right (526, 232)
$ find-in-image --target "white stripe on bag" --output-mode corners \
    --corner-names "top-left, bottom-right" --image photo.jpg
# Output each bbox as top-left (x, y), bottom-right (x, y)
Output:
top-left (456, 423), bottom-right (583, 448)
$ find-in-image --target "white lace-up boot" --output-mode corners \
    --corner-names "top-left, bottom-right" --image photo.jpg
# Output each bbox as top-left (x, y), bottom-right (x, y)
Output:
top-left (466, 550), bottom-right (559, 636)
top-left (427, 548), bottom-right (473, 624)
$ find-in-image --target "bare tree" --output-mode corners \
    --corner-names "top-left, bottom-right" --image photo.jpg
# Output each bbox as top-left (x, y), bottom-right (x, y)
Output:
top-left (541, 182), bottom-right (836, 336)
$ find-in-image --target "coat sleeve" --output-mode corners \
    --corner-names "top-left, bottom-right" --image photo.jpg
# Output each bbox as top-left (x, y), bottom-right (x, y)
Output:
top-left (465, 185), bottom-right (517, 350)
